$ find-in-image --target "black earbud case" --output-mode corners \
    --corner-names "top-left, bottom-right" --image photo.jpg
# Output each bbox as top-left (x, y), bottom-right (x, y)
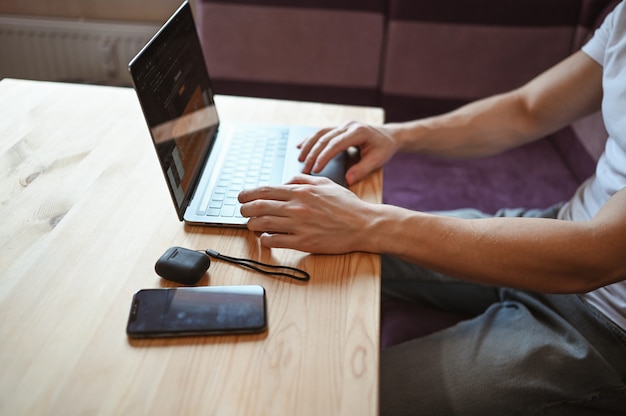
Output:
top-left (155, 246), bottom-right (210, 285)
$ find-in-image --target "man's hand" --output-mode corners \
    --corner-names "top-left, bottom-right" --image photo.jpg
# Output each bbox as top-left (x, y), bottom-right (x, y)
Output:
top-left (238, 175), bottom-right (375, 253)
top-left (298, 121), bottom-right (400, 186)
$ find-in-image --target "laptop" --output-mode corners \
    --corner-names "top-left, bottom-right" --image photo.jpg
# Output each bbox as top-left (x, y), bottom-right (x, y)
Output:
top-left (128, 0), bottom-right (350, 227)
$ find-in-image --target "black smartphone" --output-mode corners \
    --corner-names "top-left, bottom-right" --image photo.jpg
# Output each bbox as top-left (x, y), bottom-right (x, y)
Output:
top-left (126, 285), bottom-right (267, 338)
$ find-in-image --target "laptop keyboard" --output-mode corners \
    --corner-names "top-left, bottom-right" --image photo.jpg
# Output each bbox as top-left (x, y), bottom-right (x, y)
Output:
top-left (199, 126), bottom-right (288, 218)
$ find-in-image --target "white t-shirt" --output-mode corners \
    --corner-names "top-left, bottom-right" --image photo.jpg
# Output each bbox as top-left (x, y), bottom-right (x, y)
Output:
top-left (558, 1), bottom-right (626, 329)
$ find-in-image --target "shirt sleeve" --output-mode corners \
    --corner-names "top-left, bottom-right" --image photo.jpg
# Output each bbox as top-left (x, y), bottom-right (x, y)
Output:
top-left (582, 1), bottom-right (624, 65)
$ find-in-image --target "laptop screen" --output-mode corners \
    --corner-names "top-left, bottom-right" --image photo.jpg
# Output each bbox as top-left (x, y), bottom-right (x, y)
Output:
top-left (129, 1), bottom-right (218, 218)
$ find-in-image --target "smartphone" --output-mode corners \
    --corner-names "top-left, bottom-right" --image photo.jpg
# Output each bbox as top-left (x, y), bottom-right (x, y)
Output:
top-left (126, 285), bottom-right (267, 338)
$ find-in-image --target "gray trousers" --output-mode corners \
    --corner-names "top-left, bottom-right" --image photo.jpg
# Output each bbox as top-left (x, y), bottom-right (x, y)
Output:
top-left (380, 207), bottom-right (626, 415)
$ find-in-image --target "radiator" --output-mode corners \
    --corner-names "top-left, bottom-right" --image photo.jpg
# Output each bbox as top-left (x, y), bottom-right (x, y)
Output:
top-left (0, 15), bottom-right (159, 85)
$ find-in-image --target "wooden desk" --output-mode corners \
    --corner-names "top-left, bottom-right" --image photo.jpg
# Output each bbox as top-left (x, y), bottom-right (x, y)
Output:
top-left (0, 79), bottom-right (383, 415)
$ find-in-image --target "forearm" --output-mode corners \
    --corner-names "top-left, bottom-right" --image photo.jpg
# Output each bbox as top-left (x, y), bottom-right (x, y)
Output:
top-left (386, 91), bottom-right (535, 158)
top-left (363, 203), bottom-right (626, 294)
top-left (385, 51), bottom-right (603, 159)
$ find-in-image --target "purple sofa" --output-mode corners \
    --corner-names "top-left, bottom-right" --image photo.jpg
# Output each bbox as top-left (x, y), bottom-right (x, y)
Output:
top-left (195, 0), bottom-right (619, 348)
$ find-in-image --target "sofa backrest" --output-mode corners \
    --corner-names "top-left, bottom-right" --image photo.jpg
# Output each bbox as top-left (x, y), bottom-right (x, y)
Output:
top-left (381, 0), bottom-right (581, 122)
top-left (195, 0), bottom-right (386, 107)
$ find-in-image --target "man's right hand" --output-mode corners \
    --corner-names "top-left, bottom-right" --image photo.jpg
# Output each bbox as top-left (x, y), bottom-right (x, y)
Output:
top-left (298, 121), bottom-right (400, 186)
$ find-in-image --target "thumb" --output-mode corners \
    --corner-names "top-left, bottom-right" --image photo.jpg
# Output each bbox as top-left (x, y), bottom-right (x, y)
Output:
top-left (345, 164), bottom-right (367, 186)
top-left (345, 153), bottom-right (383, 185)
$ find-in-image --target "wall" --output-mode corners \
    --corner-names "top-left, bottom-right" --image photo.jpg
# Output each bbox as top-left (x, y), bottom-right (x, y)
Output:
top-left (0, 0), bottom-right (184, 23)
top-left (0, 0), bottom-right (191, 85)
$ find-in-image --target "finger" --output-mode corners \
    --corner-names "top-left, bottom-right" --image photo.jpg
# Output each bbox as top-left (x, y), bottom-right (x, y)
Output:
top-left (285, 174), bottom-right (328, 186)
top-left (246, 216), bottom-right (293, 235)
top-left (312, 128), bottom-right (373, 175)
top-left (310, 131), bottom-right (360, 173)
top-left (344, 155), bottom-right (380, 185)
top-left (238, 185), bottom-right (291, 204)
top-left (258, 232), bottom-right (301, 250)
top-left (301, 128), bottom-right (346, 174)
top-left (297, 128), bottom-right (331, 162)
top-left (298, 127), bottom-right (330, 149)
top-left (239, 199), bottom-right (287, 219)
top-left (345, 165), bottom-right (362, 186)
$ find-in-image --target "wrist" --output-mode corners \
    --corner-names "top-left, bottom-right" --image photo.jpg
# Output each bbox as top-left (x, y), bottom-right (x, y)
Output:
top-left (383, 121), bottom-right (431, 153)
top-left (356, 204), bottom-right (416, 254)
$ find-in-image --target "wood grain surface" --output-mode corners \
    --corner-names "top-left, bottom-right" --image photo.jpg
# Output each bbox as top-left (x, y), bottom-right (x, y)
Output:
top-left (0, 79), bottom-right (383, 416)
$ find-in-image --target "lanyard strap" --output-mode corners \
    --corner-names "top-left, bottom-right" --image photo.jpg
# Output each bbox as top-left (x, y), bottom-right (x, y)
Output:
top-left (205, 249), bottom-right (310, 282)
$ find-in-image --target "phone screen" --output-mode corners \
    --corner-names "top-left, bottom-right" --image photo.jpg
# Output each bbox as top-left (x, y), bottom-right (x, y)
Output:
top-left (126, 285), bottom-right (267, 338)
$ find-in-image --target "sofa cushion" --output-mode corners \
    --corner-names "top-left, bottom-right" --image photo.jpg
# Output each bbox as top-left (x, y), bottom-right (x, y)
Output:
top-left (383, 129), bottom-right (586, 214)
top-left (381, 298), bottom-right (468, 349)
top-left (195, 0), bottom-right (386, 106)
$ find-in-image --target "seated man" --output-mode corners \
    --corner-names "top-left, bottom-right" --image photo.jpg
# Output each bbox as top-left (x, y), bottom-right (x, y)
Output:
top-left (239, 2), bottom-right (626, 414)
